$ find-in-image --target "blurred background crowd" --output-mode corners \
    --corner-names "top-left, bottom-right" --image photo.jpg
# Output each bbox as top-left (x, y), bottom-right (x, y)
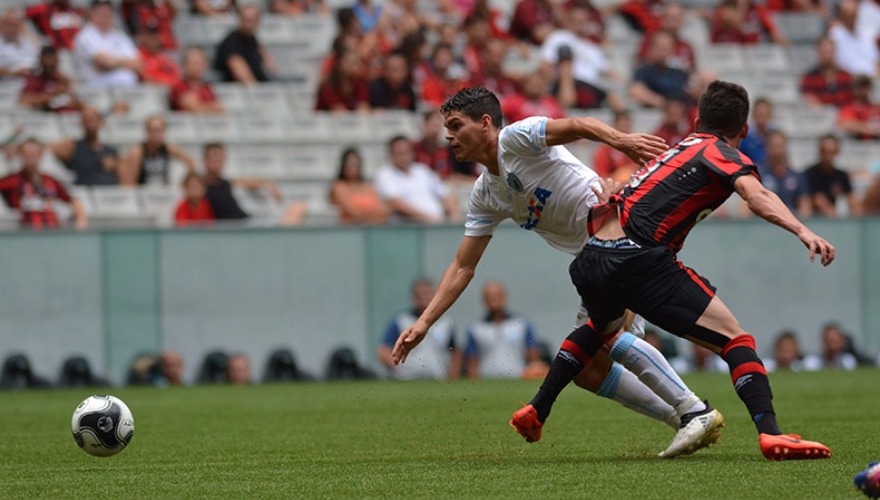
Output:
top-left (0, 0), bottom-right (879, 388)
top-left (0, 0), bottom-right (880, 230)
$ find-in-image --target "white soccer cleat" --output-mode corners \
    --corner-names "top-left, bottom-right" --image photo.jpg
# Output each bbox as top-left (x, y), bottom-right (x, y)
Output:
top-left (659, 403), bottom-right (725, 458)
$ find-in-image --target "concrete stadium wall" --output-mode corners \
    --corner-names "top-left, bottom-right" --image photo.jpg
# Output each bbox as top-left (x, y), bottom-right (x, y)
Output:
top-left (0, 219), bottom-right (877, 386)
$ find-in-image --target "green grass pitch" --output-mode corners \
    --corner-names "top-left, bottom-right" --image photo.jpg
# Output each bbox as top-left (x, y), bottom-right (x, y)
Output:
top-left (1, 369), bottom-right (877, 499)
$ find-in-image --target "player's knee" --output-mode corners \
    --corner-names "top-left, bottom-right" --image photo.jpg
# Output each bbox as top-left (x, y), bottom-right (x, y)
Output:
top-left (573, 356), bottom-right (611, 393)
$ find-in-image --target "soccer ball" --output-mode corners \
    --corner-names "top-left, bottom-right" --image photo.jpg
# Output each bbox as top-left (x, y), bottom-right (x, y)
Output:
top-left (71, 395), bottom-right (135, 457)
top-left (855, 461), bottom-right (880, 499)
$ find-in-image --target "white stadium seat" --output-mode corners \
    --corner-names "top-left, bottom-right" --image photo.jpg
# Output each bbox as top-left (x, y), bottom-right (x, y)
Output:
top-left (91, 187), bottom-right (142, 217)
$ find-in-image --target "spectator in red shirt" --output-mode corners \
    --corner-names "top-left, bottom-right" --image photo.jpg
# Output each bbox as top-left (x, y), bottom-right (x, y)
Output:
top-left (637, 3), bottom-right (697, 73)
top-left (618, 0), bottom-right (665, 33)
top-left (136, 26), bottom-right (181, 87)
top-left (420, 42), bottom-right (468, 108)
top-left (461, 13), bottom-right (493, 80)
top-left (315, 46), bottom-right (371, 112)
top-left (369, 51), bottom-right (417, 111)
top-left (175, 172), bottom-right (215, 226)
top-left (0, 137), bottom-right (88, 230)
top-left (169, 47), bottom-right (224, 113)
top-left (764, 0), bottom-right (823, 13)
top-left (711, 0), bottom-right (786, 45)
top-left (509, 0), bottom-right (558, 45)
top-left (25, 0), bottom-right (84, 51)
top-left (121, 0), bottom-right (177, 51)
top-left (652, 98), bottom-right (693, 146)
top-left (501, 70), bottom-right (565, 123)
top-left (800, 36), bottom-right (854, 108)
top-left (466, 0), bottom-right (510, 39)
top-left (838, 75), bottom-right (880, 140)
top-left (592, 109), bottom-right (639, 182)
top-left (18, 45), bottom-right (81, 113)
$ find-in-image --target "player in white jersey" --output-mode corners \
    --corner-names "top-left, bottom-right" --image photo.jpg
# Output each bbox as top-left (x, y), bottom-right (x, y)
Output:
top-left (391, 87), bottom-right (724, 458)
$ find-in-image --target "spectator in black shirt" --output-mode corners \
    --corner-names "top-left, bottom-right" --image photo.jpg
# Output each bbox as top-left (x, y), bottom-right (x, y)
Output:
top-left (369, 51), bottom-right (417, 111)
top-left (213, 5), bottom-right (278, 84)
top-left (201, 143), bottom-right (307, 225)
top-left (804, 134), bottom-right (863, 217)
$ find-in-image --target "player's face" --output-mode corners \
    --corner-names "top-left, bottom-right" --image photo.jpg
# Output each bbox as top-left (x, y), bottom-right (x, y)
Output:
top-left (443, 111), bottom-right (484, 162)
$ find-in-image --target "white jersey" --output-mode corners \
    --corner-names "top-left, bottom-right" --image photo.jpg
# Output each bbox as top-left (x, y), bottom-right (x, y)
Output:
top-left (464, 116), bottom-right (601, 255)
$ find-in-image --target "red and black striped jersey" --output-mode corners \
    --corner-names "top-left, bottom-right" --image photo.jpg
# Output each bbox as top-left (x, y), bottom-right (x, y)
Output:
top-left (619, 131), bottom-right (759, 251)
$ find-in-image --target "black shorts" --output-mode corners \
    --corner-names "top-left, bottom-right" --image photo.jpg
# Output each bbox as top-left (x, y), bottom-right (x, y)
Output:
top-left (569, 239), bottom-right (716, 339)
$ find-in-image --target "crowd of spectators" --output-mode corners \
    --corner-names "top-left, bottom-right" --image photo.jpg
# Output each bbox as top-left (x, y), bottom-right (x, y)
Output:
top-left (2, 0), bottom-right (880, 228)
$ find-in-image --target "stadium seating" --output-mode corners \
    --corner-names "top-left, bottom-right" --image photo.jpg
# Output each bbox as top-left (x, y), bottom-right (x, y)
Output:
top-left (0, 0), bottom-right (870, 233)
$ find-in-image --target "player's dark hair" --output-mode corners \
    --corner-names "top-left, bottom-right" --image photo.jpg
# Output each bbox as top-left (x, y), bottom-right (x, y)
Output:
top-left (697, 80), bottom-right (750, 138)
top-left (440, 87), bottom-right (502, 128)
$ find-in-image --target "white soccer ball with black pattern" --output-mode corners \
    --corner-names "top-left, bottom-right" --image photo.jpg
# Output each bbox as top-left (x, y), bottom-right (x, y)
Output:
top-left (71, 395), bottom-right (135, 457)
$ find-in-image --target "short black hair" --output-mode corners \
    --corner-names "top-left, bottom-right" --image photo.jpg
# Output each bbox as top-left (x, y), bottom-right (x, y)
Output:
top-left (697, 80), bottom-right (750, 138)
top-left (440, 87), bottom-right (502, 128)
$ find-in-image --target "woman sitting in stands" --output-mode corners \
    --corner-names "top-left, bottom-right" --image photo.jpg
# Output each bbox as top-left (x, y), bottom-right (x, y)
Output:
top-left (315, 47), bottom-right (371, 112)
top-left (329, 147), bottom-right (389, 225)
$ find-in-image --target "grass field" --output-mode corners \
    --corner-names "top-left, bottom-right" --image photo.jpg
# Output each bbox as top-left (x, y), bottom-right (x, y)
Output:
top-left (1, 369), bottom-right (878, 499)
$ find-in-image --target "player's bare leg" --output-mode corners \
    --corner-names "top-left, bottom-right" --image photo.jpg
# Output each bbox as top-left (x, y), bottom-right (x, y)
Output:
top-left (694, 296), bottom-right (831, 460)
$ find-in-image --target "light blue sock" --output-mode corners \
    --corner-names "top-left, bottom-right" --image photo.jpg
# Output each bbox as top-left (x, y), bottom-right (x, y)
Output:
top-left (610, 332), bottom-right (705, 416)
top-left (596, 362), bottom-right (677, 428)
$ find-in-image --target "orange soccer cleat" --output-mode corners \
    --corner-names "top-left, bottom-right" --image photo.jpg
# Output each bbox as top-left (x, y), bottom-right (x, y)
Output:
top-left (510, 404), bottom-right (543, 443)
top-left (759, 433), bottom-right (832, 461)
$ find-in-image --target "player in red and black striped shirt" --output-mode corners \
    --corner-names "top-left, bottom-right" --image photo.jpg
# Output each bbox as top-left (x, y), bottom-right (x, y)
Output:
top-left (523, 80), bottom-right (836, 461)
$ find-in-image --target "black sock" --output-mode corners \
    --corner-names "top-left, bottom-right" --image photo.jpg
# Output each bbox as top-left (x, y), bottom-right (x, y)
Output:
top-left (722, 336), bottom-right (781, 435)
top-left (529, 349), bottom-right (583, 422)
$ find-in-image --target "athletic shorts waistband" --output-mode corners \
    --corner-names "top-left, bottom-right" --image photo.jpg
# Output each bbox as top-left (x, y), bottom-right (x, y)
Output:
top-left (586, 236), bottom-right (642, 249)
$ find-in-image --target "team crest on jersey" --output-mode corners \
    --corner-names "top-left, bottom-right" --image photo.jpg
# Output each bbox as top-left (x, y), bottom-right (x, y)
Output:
top-left (520, 187), bottom-right (552, 230)
top-left (506, 172), bottom-right (524, 193)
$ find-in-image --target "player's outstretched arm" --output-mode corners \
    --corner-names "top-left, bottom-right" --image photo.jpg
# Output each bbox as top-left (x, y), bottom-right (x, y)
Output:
top-left (544, 117), bottom-right (668, 165)
top-left (735, 175), bottom-right (835, 266)
top-left (392, 235), bottom-right (492, 365)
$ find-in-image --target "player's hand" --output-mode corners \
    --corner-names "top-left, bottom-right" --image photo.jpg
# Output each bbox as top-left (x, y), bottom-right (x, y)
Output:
top-left (798, 229), bottom-right (835, 266)
top-left (591, 177), bottom-right (626, 204)
top-left (615, 133), bottom-right (668, 166)
top-left (392, 324), bottom-right (428, 365)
